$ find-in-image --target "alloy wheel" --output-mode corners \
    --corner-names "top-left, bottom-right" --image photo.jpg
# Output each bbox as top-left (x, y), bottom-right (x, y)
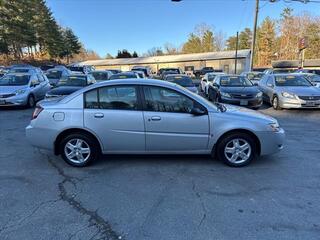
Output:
top-left (64, 138), bottom-right (91, 164)
top-left (224, 138), bottom-right (252, 164)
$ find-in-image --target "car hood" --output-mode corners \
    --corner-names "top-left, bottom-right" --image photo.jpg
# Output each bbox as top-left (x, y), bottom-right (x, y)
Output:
top-left (220, 86), bottom-right (260, 94)
top-left (47, 86), bottom-right (83, 96)
top-left (0, 85), bottom-right (28, 94)
top-left (276, 86), bottom-right (320, 96)
top-left (223, 104), bottom-right (276, 123)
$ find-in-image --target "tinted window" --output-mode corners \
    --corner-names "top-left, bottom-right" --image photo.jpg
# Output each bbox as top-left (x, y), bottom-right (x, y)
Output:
top-left (46, 70), bottom-right (62, 79)
top-left (92, 72), bottom-right (109, 81)
top-left (165, 75), bottom-right (194, 87)
top-left (275, 75), bottom-right (312, 87)
top-left (109, 73), bottom-right (137, 80)
top-left (220, 76), bottom-right (252, 86)
top-left (266, 76), bottom-right (273, 85)
top-left (58, 76), bottom-right (87, 86)
top-left (85, 89), bottom-right (99, 109)
top-left (0, 75), bottom-right (30, 86)
top-left (306, 74), bottom-right (320, 83)
top-left (143, 86), bottom-right (199, 113)
top-left (85, 86), bottom-right (138, 110)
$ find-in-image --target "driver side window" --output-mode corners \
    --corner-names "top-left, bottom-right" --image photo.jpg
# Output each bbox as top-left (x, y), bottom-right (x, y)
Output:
top-left (143, 86), bottom-right (204, 114)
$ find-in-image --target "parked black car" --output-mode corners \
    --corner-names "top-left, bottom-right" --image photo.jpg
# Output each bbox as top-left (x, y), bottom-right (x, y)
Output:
top-left (193, 67), bottom-right (214, 78)
top-left (45, 74), bottom-right (95, 99)
top-left (208, 75), bottom-right (263, 109)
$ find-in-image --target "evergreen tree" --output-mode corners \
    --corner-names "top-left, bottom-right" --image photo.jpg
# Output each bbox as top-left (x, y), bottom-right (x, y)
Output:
top-left (182, 33), bottom-right (202, 53)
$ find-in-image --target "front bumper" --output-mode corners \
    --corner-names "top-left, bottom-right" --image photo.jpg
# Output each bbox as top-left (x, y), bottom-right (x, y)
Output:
top-left (279, 97), bottom-right (320, 109)
top-left (220, 97), bottom-right (263, 108)
top-left (256, 128), bottom-right (285, 156)
top-left (0, 94), bottom-right (28, 106)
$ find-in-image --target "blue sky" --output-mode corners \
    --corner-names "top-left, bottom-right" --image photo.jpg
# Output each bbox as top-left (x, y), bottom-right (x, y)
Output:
top-left (46, 0), bottom-right (320, 57)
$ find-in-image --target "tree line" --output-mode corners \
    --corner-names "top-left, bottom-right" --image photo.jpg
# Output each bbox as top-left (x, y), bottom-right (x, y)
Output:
top-left (140, 8), bottom-right (320, 67)
top-left (0, 0), bottom-right (82, 63)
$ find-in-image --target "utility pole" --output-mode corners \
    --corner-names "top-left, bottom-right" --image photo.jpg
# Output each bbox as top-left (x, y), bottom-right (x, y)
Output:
top-left (249, 0), bottom-right (259, 71)
top-left (235, 31), bottom-right (239, 74)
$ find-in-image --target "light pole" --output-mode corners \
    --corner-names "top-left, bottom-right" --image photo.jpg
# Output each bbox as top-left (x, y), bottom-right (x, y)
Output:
top-left (249, 0), bottom-right (259, 71)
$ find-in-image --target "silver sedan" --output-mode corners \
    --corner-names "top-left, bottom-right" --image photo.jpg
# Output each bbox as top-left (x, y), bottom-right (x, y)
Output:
top-left (26, 79), bottom-right (285, 167)
top-left (258, 73), bottom-right (320, 109)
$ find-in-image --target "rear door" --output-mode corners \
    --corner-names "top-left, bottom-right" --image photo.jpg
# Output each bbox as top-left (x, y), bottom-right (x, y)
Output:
top-left (142, 85), bottom-right (209, 152)
top-left (83, 85), bottom-right (145, 153)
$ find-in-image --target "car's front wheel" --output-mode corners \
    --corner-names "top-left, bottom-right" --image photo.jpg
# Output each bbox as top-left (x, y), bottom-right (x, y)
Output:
top-left (60, 133), bottom-right (100, 167)
top-left (272, 96), bottom-right (281, 110)
top-left (27, 95), bottom-right (35, 108)
top-left (216, 132), bottom-right (258, 167)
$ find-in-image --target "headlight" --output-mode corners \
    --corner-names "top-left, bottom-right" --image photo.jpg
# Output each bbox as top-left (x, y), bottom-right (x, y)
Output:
top-left (281, 91), bottom-right (297, 99)
top-left (15, 89), bottom-right (27, 95)
top-left (268, 122), bottom-right (280, 132)
top-left (220, 92), bottom-right (231, 98)
top-left (256, 92), bottom-right (263, 98)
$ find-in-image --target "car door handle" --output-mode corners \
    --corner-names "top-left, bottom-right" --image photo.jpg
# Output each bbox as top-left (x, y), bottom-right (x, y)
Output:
top-left (94, 113), bottom-right (104, 118)
top-left (150, 116), bottom-right (161, 121)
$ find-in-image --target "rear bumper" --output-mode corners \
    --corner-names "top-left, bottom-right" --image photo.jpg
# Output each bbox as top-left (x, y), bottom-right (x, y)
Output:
top-left (26, 124), bottom-right (56, 151)
top-left (256, 128), bottom-right (285, 155)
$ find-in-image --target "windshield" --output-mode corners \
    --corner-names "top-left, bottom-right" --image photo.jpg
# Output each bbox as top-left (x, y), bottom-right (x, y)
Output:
top-left (58, 76), bottom-right (87, 86)
top-left (0, 75), bottom-right (30, 86)
top-left (46, 70), bottom-right (62, 79)
top-left (166, 76), bottom-right (194, 87)
top-left (10, 68), bottom-right (30, 73)
top-left (220, 76), bottom-right (253, 87)
top-left (92, 72), bottom-right (109, 81)
top-left (207, 74), bottom-right (217, 81)
top-left (306, 74), bottom-right (320, 83)
top-left (109, 74), bottom-right (137, 80)
top-left (275, 75), bottom-right (312, 87)
top-left (247, 72), bottom-right (264, 81)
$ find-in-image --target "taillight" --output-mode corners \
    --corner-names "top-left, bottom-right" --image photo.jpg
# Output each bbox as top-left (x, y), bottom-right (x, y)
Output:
top-left (32, 106), bottom-right (43, 120)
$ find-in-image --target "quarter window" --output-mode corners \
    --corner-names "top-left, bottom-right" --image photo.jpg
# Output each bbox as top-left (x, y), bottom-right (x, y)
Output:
top-left (84, 86), bottom-right (138, 110)
top-left (143, 86), bottom-right (203, 114)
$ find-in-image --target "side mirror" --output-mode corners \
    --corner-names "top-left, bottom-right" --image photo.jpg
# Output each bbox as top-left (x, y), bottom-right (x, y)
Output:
top-left (253, 82), bottom-right (258, 86)
top-left (267, 83), bottom-right (274, 88)
top-left (31, 81), bottom-right (39, 87)
top-left (190, 107), bottom-right (206, 116)
top-left (212, 83), bottom-right (219, 88)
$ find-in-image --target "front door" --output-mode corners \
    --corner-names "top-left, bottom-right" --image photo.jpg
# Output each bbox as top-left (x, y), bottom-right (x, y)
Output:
top-left (83, 85), bottom-right (145, 153)
top-left (142, 85), bottom-right (209, 152)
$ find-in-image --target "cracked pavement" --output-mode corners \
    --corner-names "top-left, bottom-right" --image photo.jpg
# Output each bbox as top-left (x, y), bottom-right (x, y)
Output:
top-left (0, 106), bottom-right (320, 240)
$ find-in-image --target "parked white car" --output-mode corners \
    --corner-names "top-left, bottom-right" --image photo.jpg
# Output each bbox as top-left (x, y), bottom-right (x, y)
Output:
top-left (200, 72), bottom-right (225, 96)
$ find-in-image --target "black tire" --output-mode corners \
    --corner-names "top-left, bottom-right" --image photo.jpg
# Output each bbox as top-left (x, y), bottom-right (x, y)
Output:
top-left (60, 133), bottom-right (100, 167)
top-left (27, 95), bottom-right (35, 108)
top-left (216, 132), bottom-right (258, 167)
top-left (272, 96), bottom-right (281, 110)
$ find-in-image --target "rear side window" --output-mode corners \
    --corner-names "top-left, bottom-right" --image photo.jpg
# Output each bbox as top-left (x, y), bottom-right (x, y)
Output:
top-left (84, 86), bottom-right (138, 110)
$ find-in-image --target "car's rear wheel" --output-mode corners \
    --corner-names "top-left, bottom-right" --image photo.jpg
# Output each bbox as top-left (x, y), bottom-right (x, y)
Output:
top-left (272, 96), bottom-right (281, 110)
top-left (27, 95), bottom-right (35, 108)
top-left (60, 133), bottom-right (100, 167)
top-left (216, 132), bottom-right (257, 167)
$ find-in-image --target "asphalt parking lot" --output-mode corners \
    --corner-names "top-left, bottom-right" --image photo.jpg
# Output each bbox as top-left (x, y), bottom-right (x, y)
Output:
top-left (1, 105), bottom-right (320, 240)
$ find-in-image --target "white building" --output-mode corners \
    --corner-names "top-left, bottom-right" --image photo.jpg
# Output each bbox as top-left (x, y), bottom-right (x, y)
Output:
top-left (79, 49), bottom-right (251, 74)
